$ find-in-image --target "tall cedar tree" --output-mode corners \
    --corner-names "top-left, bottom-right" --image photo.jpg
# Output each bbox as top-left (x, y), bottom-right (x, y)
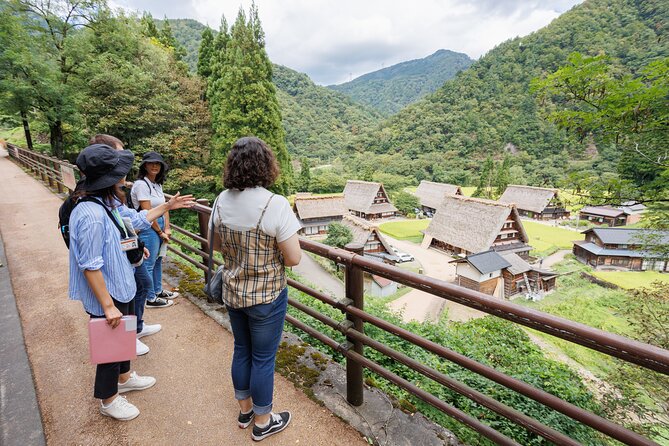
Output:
top-left (197, 27), bottom-right (214, 79)
top-left (206, 6), bottom-right (293, 194)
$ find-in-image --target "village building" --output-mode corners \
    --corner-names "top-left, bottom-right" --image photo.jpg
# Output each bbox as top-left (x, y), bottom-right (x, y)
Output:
top-left (450, 250), bottom-right (557, 299)
top-left (341, 215), bottom-right (396, 261)
top-left (573, 228), bottom-right (669, 271)
top-left (499, 252), bottom-right (557, 298)
top-left (343, 180), bottom-right (399, 220)
top-left (578, 206), bottom-right (628, 227)
top-left (498, 185), bottom-right (569, 220)
top-left (293, 194), bottom-right (346, 236)
top-left (365, 274), bottom-right (398, 298)
top-left (422, 195), bottom-right (532, 259)
top-left (414, 180), bottom-right (463, 216)
top-left (619, 201), bottom-right (647, 224)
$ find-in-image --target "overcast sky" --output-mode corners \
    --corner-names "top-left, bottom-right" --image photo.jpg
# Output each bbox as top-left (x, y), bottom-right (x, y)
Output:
top-left (110, 0), bottom-right (584, 85)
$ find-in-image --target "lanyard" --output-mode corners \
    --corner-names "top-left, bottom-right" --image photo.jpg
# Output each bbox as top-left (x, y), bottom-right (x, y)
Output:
top-left (111, 208), bottom-right (129, 238)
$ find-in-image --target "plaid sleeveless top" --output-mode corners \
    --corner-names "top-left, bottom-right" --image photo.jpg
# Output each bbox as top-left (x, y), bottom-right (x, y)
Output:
top-left (215, 194), bottom-right (286, 309)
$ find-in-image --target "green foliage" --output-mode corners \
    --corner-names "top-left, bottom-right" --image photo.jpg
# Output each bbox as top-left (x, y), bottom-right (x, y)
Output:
top-left (297, 158), bottom-right (311, 192)
top-left (206, 6), bottom-right (293, 194)
top-left (286, 276), bottom-right (602, 445)
top-left (323, 222), bottom-right (353, 248)
top-left (197, 27), bottom-right (214, 79)
top-left (392, 190), bottom-right (419, 215)
top-left (330, 49), bottom-right (473, 115)
top-left (308, 168), bottom-right (347, 193)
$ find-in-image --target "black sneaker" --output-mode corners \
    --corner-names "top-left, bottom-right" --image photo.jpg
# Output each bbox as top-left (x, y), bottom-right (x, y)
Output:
top-left (157, 289), bottom-right (180, 299)
top-left (252, 411), bottom-right (291, 441)
top-left (145, 297), bottom-right (173, 309)
top-left (238, 410), bottom-right (255, 429)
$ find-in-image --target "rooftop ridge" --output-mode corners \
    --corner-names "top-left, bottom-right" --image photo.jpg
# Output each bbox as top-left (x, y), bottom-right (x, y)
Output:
top-left (506, 184), bottom-right (558, 193)
top-left (447, 194), bottom-right (514, 208)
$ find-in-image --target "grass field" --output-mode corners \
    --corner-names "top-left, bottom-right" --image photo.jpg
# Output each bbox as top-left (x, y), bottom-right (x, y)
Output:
top-left (591, 270), bottom-right (669, 289)
top-left (378, 219), bottom-right (429, 243)
top-left (461, 186), bottom-right (476, 196)
top-left (523, 220), bottom-right (583, 257)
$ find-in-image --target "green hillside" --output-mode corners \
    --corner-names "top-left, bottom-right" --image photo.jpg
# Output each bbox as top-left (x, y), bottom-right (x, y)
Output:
top-left (330, 49), bottom-right (473, 115)
top-left (272, 64), bottom-right (383, 161)
top-left (348, 0), bottom-right (668, 187)
top-left (158, 18), bottom-right (210, 72)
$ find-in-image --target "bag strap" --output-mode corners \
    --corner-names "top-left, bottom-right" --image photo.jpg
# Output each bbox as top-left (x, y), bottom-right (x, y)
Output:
top-left (79, 197), bottom-right (128, 238)
top-left (207, 195), bottom-right (221, 282)
top-left (255, 194), bottom-right (275, 229)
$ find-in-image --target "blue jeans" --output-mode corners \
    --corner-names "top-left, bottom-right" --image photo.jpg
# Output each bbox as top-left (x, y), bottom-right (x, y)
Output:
top-left (226, 288), bottom-right (288, 415)
top-left (132, 262), bottom-right (152, 333)
top-left (138, 216), bottom-right (164, 300)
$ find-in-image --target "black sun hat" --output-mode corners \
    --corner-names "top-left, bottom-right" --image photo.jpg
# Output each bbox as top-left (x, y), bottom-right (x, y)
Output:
top-left (76, 144), bottom-right (134, 191)
top-left (139, 151), bottom-right (169, 172)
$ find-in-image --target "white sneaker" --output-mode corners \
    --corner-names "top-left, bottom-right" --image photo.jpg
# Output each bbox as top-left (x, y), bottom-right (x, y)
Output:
top-left (100, 395), bottom-right (140, 421)
top-left (137, 323), bottom-right (161, 339)
top-left (118, 371), bottom-right (156, 394)
top-left (136, 339), bottom-right (150, 356)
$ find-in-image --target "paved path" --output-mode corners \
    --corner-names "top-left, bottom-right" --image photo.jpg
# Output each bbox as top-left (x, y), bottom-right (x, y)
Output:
top-left (292, 252), bottom-right (344, 299)
top-left (536, 249), bottom-right (571, 268)
top-left (0, 156), bottom-right (366, 445)
top-left (386, 236), bottom-right (486, 323)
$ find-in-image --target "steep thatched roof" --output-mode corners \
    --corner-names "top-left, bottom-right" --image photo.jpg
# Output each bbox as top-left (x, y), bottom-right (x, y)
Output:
top-left (294, 195), bottom-right (346, 220)
top-left (424, 195), bottom-right (528, 253)
top-left (415, 181), bottom-right (463, 210)
top-left (341, 215), bottom-right (394, 254)
top-left (498, 185), bottom-right (558, 213)
top-left (343, 180), bottom-right (398, 214)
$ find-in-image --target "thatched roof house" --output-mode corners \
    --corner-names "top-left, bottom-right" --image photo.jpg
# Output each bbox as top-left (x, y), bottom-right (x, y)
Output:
top-left (422, 195), bottom-right (531, 258)
top-left (293, 195), bottom-right (346, 236)
top-left (341, 215), bottom-right (395, 259)
top-left (498, 185), bottom-right (569, 219)
top-left (343, 180), bottom-right (398, 220)
top-left (414, 181), bottom-right (463, 214)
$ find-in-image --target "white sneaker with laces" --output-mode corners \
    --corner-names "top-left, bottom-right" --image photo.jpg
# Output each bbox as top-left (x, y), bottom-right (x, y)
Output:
top-left (118, 371), bottom-right (156, 394)
top-left (99, 395), bottom-right (140, 421)
top-left (157, 289), bottom-right (180, 299)
top-left (137, 323), bottom-right (161, 339)
top-left (136, 339), bottom-right (150, 356)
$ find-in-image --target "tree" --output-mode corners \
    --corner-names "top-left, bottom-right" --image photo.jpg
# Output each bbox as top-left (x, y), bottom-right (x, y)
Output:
top-left (324, 222), bottom-right (353, 248)
top-left (140, 12), bottom-right (159, 38)
top-left (197, 27), bottom-right (214, 79)
top-left (206, 5), bottom-right (293, 194)
top-left (474, 156), bottom-right (495, 199)
top-left (297, 158), bottom-right (311, 192)
top-left (393, 190), bottom-right (419, 215)
top-left (495, 155), bottom-right (511, 196)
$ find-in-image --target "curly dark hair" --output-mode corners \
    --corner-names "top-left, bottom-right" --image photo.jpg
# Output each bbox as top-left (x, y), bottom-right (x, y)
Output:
top-left (223, 137), bottom-right (280, 190)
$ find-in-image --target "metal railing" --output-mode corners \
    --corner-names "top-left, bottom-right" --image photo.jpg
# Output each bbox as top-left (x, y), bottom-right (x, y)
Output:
top-left (8, 143), bottom-right (669, 446)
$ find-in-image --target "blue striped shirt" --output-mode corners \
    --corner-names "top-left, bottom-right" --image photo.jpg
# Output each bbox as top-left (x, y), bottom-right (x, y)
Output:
top-left (68, 199), bottom-right (150, 316)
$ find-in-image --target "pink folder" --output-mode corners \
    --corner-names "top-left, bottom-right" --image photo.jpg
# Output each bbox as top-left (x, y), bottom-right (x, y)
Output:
top-left (88, 316), bottom-right (138, 364)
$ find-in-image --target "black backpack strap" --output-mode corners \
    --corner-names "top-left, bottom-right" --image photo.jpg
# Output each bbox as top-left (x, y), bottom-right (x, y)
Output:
top-left (79, 197), bottom-right (128, 238)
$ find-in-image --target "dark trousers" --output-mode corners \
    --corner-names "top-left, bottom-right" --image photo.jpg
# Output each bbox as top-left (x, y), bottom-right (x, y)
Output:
top-left (88, 297), bottom-right (132, 399)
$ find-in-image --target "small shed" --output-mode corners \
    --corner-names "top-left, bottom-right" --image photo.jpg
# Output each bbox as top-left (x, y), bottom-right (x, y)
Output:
top-left (343, 180), bottom-right (399, 220)
top-left (365, 274), bottom-right (398, 298)
top-left (498, 185), bottom-right (569, 220)
top-left (450, 250), bottom-right (510, 297)
top-left (500, 252), bottom-right (557, 298)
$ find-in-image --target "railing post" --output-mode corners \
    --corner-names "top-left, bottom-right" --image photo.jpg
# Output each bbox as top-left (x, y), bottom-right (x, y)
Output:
top-left (195, 198), bottom-right (211, 281)
top-left (344, 242), bottom-right (365, 406)
top-left (54, 159), bottom-right (64, 193)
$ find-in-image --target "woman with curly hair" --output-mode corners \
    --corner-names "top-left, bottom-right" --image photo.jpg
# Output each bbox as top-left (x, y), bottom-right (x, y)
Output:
top-left (210, 136), bottom-right (302, 441)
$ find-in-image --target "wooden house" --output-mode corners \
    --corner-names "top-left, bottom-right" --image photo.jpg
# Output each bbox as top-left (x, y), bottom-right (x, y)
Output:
top-left (450, 250), bottom-right (510, 297)
top-left (293, 195), bottom-right (346, 236)
top-left (499, 252), bottom-right (557, 298)
top-left (365, 274), bottom-right (398, 298)
top-left (341, 215), bottom-right (396, 261)
top-left (450, 250), bottom-right (556, 299)
top-left (343, 180), bottom-right (399, 220)
top-left (498, 185), bottom-right (569, 220)
top-left (619, 201), bottom-right (647, 225)
top-left (414, 181), bottom-right (463, 216)
top-left (578, 206), bottom-right (629, 227)
top-left (573, 228), bottom-right (669, 271)
top-left (422, 195), bottom-right (532, 259)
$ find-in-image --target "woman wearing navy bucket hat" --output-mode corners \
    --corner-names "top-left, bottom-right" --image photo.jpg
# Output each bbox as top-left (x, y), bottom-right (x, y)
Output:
top-left (68, 144), bottom-right (195, 420)
top-left (131, 151), bottom-right (178, 310)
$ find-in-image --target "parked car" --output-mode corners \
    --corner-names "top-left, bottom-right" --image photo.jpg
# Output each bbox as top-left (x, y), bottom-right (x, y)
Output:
top-left (391, 247), bottom-right (414, 263)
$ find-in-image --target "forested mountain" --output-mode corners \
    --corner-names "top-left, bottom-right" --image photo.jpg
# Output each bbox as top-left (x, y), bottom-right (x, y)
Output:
top-left (157, 18), bottom-right (209, 72)
top-left (346, 0), bottom-right (668, 188)
top-left (273, 64), bottom-right (383, 161)
top-left (330, 49), bottom-right (473, 115)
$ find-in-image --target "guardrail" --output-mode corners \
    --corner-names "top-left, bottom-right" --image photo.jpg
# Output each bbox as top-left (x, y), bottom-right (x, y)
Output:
top-left (8, 143), bottom-right (669, 446)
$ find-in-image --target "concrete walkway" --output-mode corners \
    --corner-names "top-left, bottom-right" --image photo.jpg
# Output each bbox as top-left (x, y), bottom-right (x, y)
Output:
top-left (0, 156), bottom-right (366, 445)
top-left (292, 252), bottom-right (344, 299)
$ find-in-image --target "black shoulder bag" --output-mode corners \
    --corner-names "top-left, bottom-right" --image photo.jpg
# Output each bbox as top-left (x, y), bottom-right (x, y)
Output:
top-left (203, 196), bottom-right (224, 305)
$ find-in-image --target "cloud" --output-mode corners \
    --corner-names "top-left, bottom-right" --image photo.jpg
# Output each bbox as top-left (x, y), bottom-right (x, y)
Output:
top-left (112, 0), bottom-right (584, 85)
